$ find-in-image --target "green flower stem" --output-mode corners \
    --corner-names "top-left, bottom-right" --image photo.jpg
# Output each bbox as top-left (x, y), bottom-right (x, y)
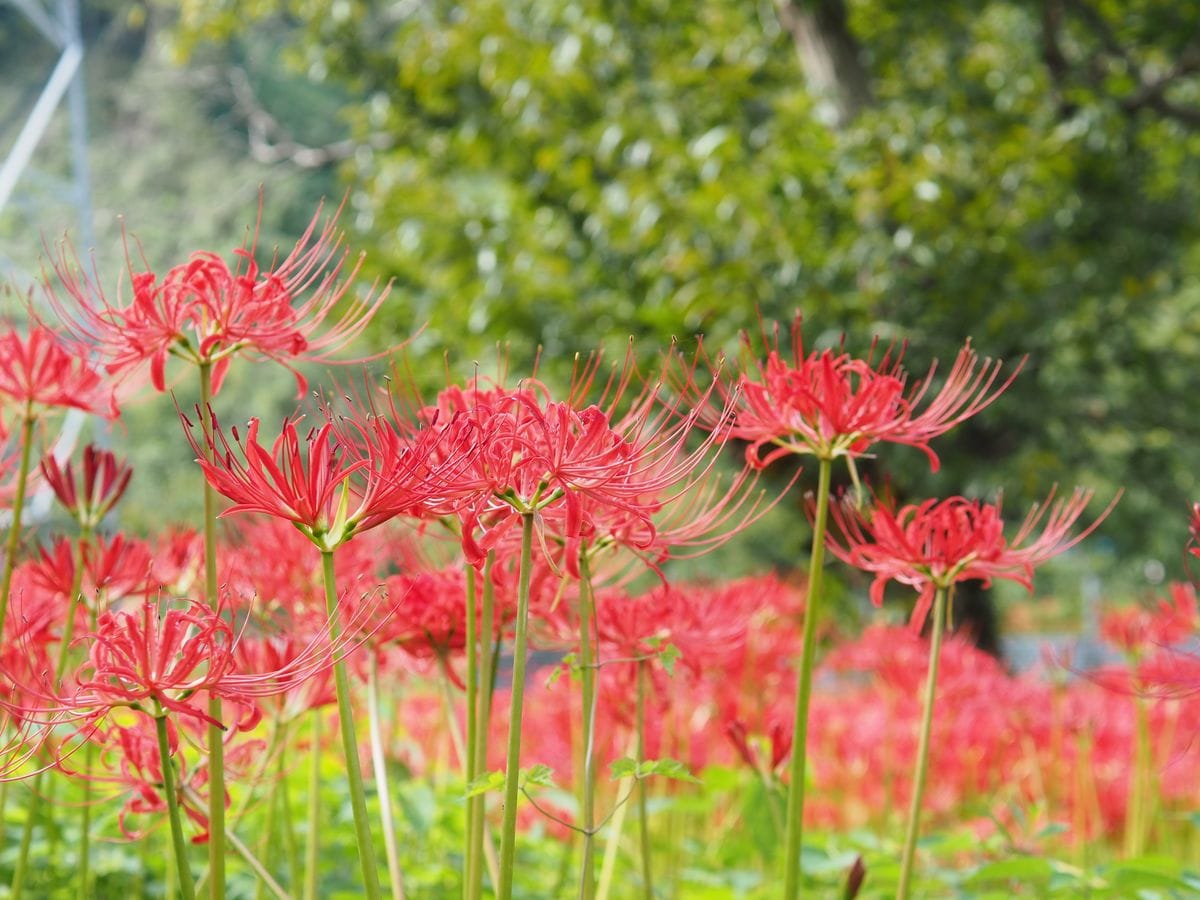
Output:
top-left (197, 715), bottom-right (292, 897)
top-left (436, 653), bottom-right (468, 768)
top-left (198, 362), bottom-right (226, 900)
top-left (9, 783), bottom-right (35, 900)
top-left (1125, 694), bottom-right (1152, 856)
top-left (320, 549), bottom-right (382, 900)
top-left (13, 527), bottom-right (93, 900)
top-left (368, 651), bottom-right (407, 900)
top-left (253, 754), bottom-right (280, 900)
top-left (156, 707), bottom-right (197, 900)
top-left (55, 526), bottom-right (92, 679)
top-left (497, 513), bottom-right (535, 900)
top-left (226, 716), bottom-right (287, 832)
top-left (469, 553), bottom-right (498, 900)
top-left (80, 603), bottom-right (101, 900)
top-left (182, 785), bottom-right (290, 900)
top-left (0, 405), bottom-right (36, 635)
top-left (223, 822), bottom-right (291, 900)
top-left (464, 565), bottom-right (479, 899)
top-left (78, 737), bottom-right (95, 900)
top-left (302, 709), bottom-right (321, 900)
top-left (896, 585), bottom-right (949, 900)
top-left (165, 827), bottom-right (178, 900)
top-left (435, 645), bottom-right (502, 894)
top-left (636, 660), bottom-right (653, 900)
top-left (595, 760), bottom-right (635, 900)
top-left (279, 737), bottom-right (301, 893)
top-left (577, 550), bottom-right (598, 900)
top-left (782, 455), bottom-right (832, 898)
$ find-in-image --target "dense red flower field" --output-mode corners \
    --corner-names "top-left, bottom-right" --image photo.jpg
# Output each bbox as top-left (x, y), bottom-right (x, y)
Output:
top-left (0, 202), bottom-right (1193, 899)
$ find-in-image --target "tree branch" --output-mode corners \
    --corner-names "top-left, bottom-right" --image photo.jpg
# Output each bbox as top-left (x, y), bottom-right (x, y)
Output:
top-left (225, 66), bottom-right (390, 168)
top-left (1041, 0), bottom-right (1200, 128)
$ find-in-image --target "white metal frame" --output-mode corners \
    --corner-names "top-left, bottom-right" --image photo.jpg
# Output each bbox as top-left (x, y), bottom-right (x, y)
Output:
top-left (1, 0), bottom-right (93, 515)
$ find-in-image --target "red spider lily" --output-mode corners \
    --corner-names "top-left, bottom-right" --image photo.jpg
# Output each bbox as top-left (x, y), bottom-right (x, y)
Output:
top-left (187, 415), bottom-right (358, 548)
top-left (40, 445), bottom-right (132, 529)
top-left (825, 489), bottom-right (1117, 632)
top-left (0, 568), bottom-right (63, 712)
top-left (186, 407), bottom-right (475, 551)
top-left (1122, 645), bottom-right (1200, 700)
top-left (219, 517), bottom-right (397, 623)
top-left (0, 326), bottom-right (116, 418)
top-left (5, 593), bottom-right (350, 736)
top-left (382, 568), bottom-right (470, 658)
top-left (233, 632), bottom-right (335, 723)
top-left (151, 529), bottom-right (204, 596)
top-left (29, 533), bottom-right (158, 609)
top-left (96, 718), bottom-right (199, 840)
top-left (74, 598), bottom-right (242, 728)
top-left (45, 201), bottom-right (388, 395)
top-left (1100, 582), bottom-right (1199, 659)
top-left (725, 718), bottom-right (792, 775)
top-left (1089, 583), bottom-right (1200, 699)
top-left (0, 596), bottom-right (362, 789)
top-left (75, 719), bottom-right (264, 844)
top-left (728, 313), bottom-right (1021, 470)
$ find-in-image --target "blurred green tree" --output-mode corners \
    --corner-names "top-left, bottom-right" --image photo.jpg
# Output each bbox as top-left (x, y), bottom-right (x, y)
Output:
top-left (35, 0), bottom-right (1200, 575)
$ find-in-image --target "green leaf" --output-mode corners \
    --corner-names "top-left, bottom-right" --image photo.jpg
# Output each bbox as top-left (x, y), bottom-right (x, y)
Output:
top-left (658, 642), bottom-right (681, 677)
top-left (609, 757), bottom-right (699, 783)
top-left (1105, 855), bottom-right (1190, 891)
top-left (520, 764), bottom-right (557, 788)
top-left (636, 758), bottom-right (702, 784)
top-left (1034, 822), bottom-right (1069, 840)
top-left (609, 757), bottom-right (638, 780)
top-left (545, 663), bottom-right (567, 688)
top-left (464, 770), bottom-right (505, 798)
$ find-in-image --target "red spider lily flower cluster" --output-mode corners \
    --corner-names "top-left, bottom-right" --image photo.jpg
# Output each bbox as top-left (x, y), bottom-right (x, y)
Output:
top-left (0, 325), bottom-right (116, 418)
top-left (825, 489), bottom-right (1116, 631)
top-left (1091, 582), bottom-right (1200, 699)
top-left (727, 313), bottom-right (1021, 469)
top-left (480, 591), bottom-right (1197, 847)
top-left (414, 363), bottom-right (772, 575)
top-left (185, 409), bottom-right (475, 552)
top-left (46, 203), bottom-right (387, 395)
top-left (1100, 582), bottom-right (1199, 659)
top-left (40, 444), bottom-right (132, 529)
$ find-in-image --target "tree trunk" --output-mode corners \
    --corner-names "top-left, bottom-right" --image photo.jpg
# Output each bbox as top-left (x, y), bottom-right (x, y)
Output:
top-left (776, 0), bottom-right (872, 124)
